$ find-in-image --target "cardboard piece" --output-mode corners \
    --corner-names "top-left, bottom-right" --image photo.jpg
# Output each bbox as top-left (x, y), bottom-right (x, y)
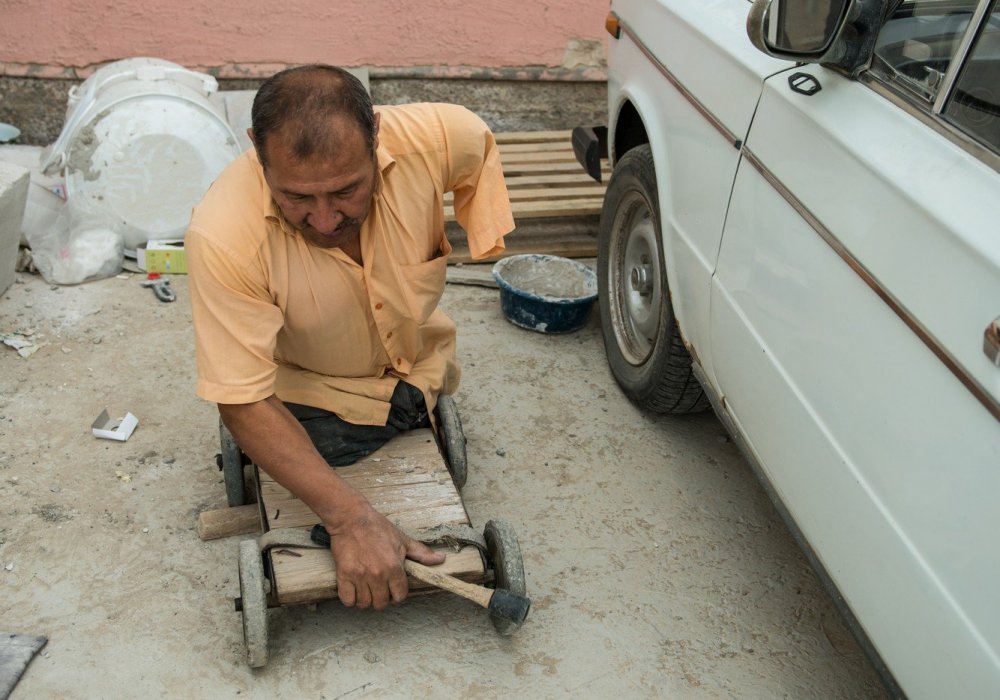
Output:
top-left (136, 239), bottom-right (186, 274)
top-left (91, 409), bottom-right (139, 441)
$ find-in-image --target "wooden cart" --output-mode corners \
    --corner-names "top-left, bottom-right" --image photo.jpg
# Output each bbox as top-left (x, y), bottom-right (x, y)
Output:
top-left (218, 396), bottom-right (527, 668)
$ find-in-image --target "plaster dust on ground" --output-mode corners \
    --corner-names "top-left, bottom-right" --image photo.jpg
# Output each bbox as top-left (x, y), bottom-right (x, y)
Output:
top-left (0, 268), bottom-right (886, 698)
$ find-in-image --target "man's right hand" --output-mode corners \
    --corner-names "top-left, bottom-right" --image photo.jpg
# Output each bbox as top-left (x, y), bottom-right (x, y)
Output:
top-left (324, 497), bottom-right (446, 610)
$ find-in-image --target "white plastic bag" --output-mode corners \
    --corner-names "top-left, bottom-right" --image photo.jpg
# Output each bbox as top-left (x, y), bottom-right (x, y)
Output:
top-left (26, 198), bottom-right (124, 285)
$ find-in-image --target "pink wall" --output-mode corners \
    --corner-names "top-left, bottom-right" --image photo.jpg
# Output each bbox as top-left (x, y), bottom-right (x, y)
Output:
top-left (0, 0), bottom-right (610, 78)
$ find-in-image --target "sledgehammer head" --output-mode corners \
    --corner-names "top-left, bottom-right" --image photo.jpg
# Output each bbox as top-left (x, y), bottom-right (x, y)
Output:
top-left (488, 588), bottom-right (531, 624)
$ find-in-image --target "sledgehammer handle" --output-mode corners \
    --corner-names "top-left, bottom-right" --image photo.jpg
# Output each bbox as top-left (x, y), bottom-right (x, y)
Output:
top-left (403, 560), bottom-right (493, 608)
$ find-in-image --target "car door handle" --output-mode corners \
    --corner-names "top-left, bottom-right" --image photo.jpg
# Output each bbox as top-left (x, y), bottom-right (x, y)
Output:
top-left (788, 72), bottom-right (822, 96)
top-left (985, 317), bottom-right (1000, 367)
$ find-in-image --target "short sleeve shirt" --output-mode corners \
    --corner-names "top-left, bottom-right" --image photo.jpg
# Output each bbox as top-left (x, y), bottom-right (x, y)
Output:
top-left (186, 103), bottom-right (514, 425)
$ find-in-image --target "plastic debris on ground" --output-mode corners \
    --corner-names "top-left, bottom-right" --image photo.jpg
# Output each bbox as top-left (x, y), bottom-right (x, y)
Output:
top-left (1, 330), bottom-right (42, 358)
top-left (91, 409), bottom-right (139, 442)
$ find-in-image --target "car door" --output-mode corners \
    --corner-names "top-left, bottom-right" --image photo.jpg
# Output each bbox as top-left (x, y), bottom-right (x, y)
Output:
top-left (709, 1), bottom-right (1000, 696)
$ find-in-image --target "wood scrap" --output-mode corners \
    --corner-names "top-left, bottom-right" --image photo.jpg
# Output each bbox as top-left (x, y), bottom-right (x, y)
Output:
top-left (446, 265), bottom-right (499, 289)
top-left (197, 504), bottom-right (261, 540)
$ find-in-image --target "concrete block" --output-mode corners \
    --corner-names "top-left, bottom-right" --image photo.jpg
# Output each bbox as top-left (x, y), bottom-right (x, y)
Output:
top-left (0, 161), bottom-right (30, 297)
top-left (0, 144), bottom-right (63, 246)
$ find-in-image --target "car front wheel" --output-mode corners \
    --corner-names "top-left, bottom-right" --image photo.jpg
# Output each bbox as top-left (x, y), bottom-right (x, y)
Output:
top-left (597, 144), bottom-right (708, 414)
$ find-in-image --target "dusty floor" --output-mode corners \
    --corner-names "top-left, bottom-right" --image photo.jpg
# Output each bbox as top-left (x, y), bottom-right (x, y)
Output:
top-left (0, 267), bottom-right (887, 698)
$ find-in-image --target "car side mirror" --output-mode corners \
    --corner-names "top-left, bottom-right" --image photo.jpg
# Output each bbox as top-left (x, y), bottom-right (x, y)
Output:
top-left (747, 0), bottom-right (889, 76)
top-left (756, 0), bottom-right (850, 54)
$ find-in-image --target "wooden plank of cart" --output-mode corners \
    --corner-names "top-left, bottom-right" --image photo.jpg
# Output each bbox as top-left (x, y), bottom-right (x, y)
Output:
top-left (218, 396), bottom-right (527, 667)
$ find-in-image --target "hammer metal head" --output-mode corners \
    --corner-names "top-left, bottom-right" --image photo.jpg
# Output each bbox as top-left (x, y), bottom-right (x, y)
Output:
top-left (488, 588), bottom-right (531, 624)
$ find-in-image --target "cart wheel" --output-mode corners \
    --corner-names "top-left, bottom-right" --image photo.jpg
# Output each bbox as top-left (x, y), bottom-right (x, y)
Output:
top-left (483, 519), bottom-right (526, 635)
top-left (436, 394), bottom-right (468, 490)
top-left (220, 417), bottom-right (247, 507)
top-left (238, 539), bottom-right (269, 668)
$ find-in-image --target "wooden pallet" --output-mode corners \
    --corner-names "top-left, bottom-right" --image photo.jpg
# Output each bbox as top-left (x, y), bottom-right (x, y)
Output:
top-left (256, 429), bottom-right (486, 606)
top-left (445, 130), bottom-right (608, 263)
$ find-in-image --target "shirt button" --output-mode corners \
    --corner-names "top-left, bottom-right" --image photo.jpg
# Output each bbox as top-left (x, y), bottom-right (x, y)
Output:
top-left (396, 358), bottom-right (402, 366)
top-left (375, 302), bottom-right (383, 310)
top-left (386, 331), bottom-right (393, 339)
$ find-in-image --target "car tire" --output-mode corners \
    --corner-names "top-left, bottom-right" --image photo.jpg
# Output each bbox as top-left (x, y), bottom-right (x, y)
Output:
top-left (598, 144), bottom-right (708, 414)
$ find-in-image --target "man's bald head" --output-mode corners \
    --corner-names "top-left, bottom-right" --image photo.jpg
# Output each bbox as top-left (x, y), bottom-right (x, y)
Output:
top-left (250, 64), bottom-right (377, 168)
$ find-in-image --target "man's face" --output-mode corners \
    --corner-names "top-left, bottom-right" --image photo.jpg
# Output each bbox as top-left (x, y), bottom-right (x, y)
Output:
top-left (257, 116), bottom-right (380, 251)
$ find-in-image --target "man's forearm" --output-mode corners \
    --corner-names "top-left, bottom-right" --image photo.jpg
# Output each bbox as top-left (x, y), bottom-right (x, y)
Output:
top-left (218, 396), bottom-right (368, 527)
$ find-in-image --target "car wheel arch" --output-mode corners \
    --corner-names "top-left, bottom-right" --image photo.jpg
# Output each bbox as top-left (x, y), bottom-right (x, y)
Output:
top-left (612, 99), bottom-right (650, 164)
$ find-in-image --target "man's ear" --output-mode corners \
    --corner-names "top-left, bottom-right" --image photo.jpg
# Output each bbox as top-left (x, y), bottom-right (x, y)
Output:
top-left (247, 128), bottom-right (265, 166)
top-left (373, 112), bottom-right (381, 150)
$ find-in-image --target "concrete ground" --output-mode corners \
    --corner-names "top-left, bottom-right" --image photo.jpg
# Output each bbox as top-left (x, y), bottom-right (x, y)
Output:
top-left (0, 267), bottom-right (887, 698)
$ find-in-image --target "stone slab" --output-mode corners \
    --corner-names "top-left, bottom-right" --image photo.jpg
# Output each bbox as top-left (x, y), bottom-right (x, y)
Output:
top-left (0, 161), bottom-right (29, 297)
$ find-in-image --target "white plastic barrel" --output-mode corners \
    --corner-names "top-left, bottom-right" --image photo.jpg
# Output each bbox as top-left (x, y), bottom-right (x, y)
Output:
top-left (41, 58), bottom-right (242, 255)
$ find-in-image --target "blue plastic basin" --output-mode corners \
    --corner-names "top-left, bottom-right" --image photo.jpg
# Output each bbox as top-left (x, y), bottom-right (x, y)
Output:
top-left (492, 254), bottom-right (598, 334)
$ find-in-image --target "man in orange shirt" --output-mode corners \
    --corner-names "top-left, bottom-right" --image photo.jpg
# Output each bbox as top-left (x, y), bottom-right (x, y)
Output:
top-left (187, 65), bottom-right (514, 611)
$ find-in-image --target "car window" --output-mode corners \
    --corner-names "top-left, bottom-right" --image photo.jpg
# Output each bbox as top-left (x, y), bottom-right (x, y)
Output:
top-left (942, 4), bottom-right (1000, 149)
top-left (872, 0), bottom-right (981, 102)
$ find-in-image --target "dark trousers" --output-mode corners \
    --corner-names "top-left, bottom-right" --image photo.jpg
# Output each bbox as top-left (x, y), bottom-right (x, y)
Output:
top-left (284, 381), bottom-right (430, 467)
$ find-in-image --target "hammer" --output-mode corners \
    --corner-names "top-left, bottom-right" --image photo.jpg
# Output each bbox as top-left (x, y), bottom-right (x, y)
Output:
top-left (310, 524), bottom-right (530, 624)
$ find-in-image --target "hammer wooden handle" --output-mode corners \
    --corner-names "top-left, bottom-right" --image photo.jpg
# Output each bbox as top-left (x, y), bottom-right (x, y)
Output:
top-left (404, 560), bottom-right (531, 624)
top-left (403, 560), bottom-right (493, 609)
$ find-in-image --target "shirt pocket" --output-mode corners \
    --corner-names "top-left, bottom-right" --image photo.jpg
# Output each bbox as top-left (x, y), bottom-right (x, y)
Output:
top-left (398, 237), bottom-right (452, 323)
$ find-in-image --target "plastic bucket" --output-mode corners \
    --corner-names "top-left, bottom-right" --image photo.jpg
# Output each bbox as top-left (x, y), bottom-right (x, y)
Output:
top-left (492, 254), bottom-right (598, 334)
top-left (41, 58), bottom-right (242, 255)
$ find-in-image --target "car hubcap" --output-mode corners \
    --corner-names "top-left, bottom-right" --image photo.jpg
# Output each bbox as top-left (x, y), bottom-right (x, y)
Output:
top-left (630, 263), bottom-right (654, 296)
top-left (610, 191), bottom-right (662, 365)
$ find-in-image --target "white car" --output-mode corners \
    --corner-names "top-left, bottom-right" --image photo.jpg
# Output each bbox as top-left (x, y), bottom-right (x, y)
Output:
top-left (575, 0), bottom-right (1000, 696)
